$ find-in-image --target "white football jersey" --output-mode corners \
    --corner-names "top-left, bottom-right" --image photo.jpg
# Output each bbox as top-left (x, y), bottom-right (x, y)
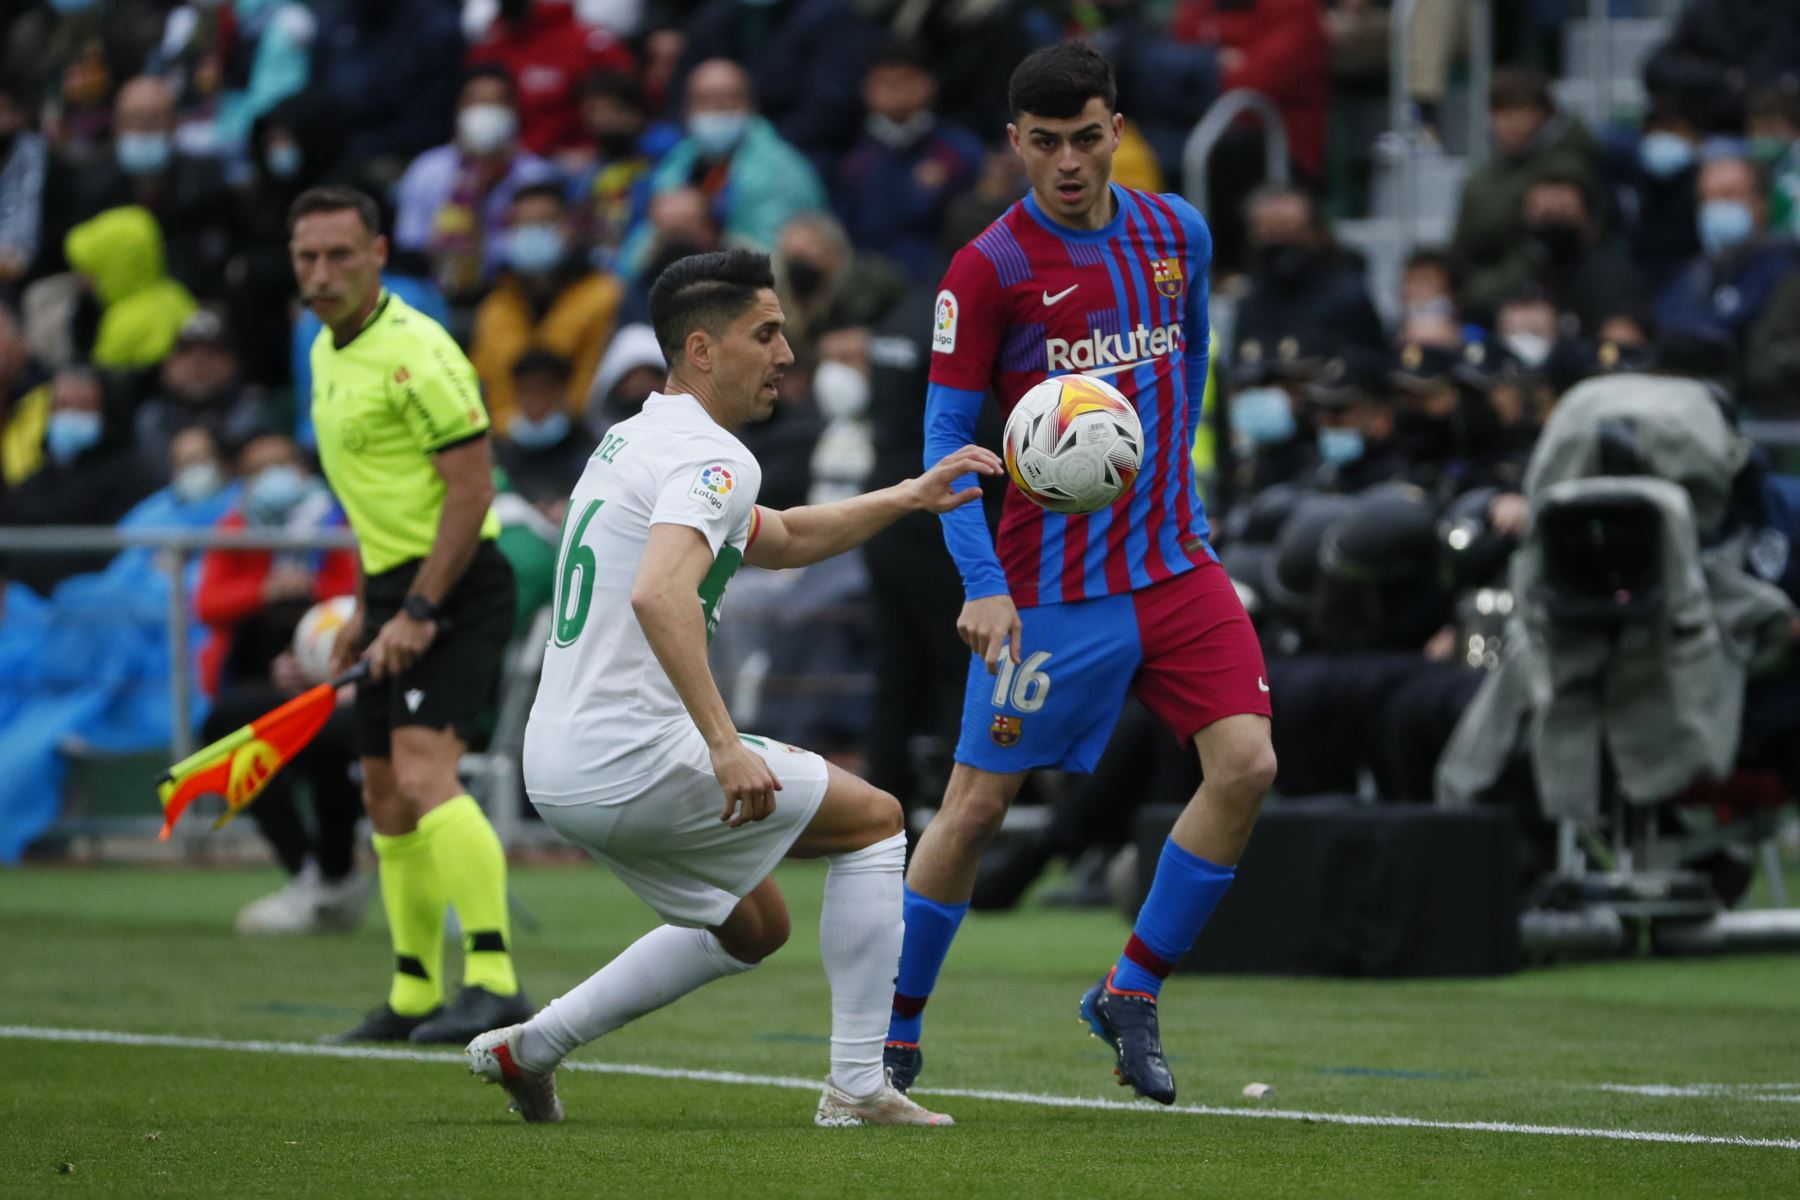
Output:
top-left (524, 392), bottom-right (762, 801)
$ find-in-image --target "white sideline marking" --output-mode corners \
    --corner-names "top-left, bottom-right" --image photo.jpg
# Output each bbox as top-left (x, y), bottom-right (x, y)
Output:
top-left (1601, 1082), bottom-right (1800, 1102)
top-left (5, 1025), bottom-right (1798, 1152)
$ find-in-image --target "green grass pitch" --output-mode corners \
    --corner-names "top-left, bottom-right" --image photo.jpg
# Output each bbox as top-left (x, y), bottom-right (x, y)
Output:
top-left (3, 862), bottom-right (1798, 1198)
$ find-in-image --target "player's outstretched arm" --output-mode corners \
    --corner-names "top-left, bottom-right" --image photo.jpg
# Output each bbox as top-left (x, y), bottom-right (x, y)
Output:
top-left (743, 445), bottom-right (1000, 571)
top-left (632, 523), bottom-right (781, 827)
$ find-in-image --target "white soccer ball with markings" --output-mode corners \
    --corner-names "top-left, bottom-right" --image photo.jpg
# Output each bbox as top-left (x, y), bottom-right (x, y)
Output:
top-left (292, 595), bottom-right (357, 685)
top-left (1003, 374), bottom-right (1144, 514)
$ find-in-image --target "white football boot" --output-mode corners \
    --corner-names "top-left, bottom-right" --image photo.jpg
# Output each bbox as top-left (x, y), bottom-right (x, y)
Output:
top-left (814, 1078), bottom-right (955, 1127)
top-left (465, 1024), bottom-right (564, 1123)
top-left (234, 864), bottom-right (323, 935)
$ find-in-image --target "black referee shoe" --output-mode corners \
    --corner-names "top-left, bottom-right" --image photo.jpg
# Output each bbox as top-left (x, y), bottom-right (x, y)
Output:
top-left (322, 1003), bottom-right (442, 1045)
top-left (409, 986), bottom-right (532, 1045)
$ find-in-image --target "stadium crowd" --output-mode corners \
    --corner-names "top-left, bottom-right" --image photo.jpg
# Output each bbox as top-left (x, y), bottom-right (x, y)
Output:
top-left (2, 0), bottom-right (1800, 925)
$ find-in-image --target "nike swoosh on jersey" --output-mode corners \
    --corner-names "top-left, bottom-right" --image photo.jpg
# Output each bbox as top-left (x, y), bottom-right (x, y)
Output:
top-left (1041, 285), bottom-right (1079, 306)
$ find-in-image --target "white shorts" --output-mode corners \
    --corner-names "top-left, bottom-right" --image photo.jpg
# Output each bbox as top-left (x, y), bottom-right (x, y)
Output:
top-left (529, 732), bottom-right (831, 928)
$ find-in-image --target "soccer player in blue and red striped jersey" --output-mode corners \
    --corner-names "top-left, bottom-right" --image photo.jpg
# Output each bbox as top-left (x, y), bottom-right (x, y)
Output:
top-left (886, 44), bottom-right (1278, 1105)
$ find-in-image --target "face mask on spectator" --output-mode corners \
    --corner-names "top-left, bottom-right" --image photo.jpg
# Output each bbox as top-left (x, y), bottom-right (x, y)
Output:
top-left (1253, 241), bottom-right (1311, 283)
top-left (1527, 219), bottom-right (1585, 264)
top-left (45, 410), bottom-right (102, 465)
top-left (507, 224), bottom-right (565, 273)
top-left (245, 465), bottom-right (307, 524)
top-left (813, 360), bottom-right (870, 421)
top-left (1698, 199), bottom-right (1755, 255)
top-left (866, 112), bottom-right (934, 151)
top-left (1503, 331), bottom-right (1552, 368)
top-left (689, 112), bottom-right (749, 159)
top-left (510, 410), bottom-right (570, 449)
top-left (174, 462), bottom-right (224, 504)
top-left (1230, 386), bottom-right (1297, 446)
top-left (784, 257), bottom-right (826, 301)
top-left (116, 132), bottom-right (172, 175)
top-left (1317, 426), bottom-right (1364, 466)
top-left (594, 128), bottom-right (638, 158)
top-left (1637, 131), bottom-right (1694, 179)
top-left (458, 104), bottom-right (517, 156)
top-left (266, 142), bottom-right (303, 180)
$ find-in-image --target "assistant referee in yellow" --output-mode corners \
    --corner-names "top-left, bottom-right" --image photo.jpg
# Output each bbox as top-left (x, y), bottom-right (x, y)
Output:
top-left (290, 185), bottom-right (529, 1044)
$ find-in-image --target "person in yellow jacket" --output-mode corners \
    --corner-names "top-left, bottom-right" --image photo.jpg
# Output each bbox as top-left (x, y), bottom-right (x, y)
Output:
top-left (63, 206), bottom-right (197, 371)
top-left (469, 182), bottom-right (622, 432)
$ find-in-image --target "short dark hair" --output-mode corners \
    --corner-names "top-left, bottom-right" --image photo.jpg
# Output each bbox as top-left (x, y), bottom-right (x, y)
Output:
top-left (867, 39), bottom-right (933, 77)
top-left (647, 249), bottom-right (776, 364)
top-left (1243, 181), bottom-right (1326, 234)
top-left (287, 185), bottom-right (381, 236)
top-left (511, 180), bottom-right (568, 210)
top-left (580, 68), bottom-right (646, 111)
top-left (463, 63), bottom-right (517, 104)
top-left (511, 347), bottom-right (574, 383)
top-left (1403, 246), bottom-right (1465, 294)
top-left (1489, 65), bottom-right (1553, 113)
top-left (1008, 43), bottom-right (1116, 120)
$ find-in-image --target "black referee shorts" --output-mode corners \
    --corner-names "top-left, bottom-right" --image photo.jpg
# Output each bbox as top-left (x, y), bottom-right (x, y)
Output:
top-left (352, 541), bottom-right (515, 759)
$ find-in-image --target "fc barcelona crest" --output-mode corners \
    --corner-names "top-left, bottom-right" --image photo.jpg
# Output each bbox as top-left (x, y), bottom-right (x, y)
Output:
top-left (990, 715), bottom-right (1022, 747)
top-left (1152, 257), bottom-right (1185, 299)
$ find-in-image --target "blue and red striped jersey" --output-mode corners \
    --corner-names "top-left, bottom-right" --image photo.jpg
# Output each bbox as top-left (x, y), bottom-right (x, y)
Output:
top-left (927, 183), bottom-right (1213, 609)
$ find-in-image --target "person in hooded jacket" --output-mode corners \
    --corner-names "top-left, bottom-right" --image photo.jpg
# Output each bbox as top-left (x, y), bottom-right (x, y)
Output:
top-left (62, 206), bottom-right (197, 373)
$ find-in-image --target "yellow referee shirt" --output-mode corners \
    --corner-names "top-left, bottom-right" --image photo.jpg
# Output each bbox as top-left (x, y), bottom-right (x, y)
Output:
top-left (310, 292), bottom-right (502, 575)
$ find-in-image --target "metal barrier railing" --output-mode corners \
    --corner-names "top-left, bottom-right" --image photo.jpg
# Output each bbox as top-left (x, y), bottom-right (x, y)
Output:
top-left (0, 525), bottom-right (357, 761)
top-left (1386, 0), bottom-right (1493, 255)
top-left (1181, 88), bottom-right (1290, 212)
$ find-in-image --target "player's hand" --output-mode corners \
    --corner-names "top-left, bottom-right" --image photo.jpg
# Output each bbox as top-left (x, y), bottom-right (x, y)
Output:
top-left (327, 604), bottom-right (365, 678)
top-left (364, 612), bottom-right (436, 682)
top-left (958, 593), bottom-right (1022, 673)
top-left (711, 740), bottom-right (782, 828)
top-left (910, 445), bottom-right (1003, 513)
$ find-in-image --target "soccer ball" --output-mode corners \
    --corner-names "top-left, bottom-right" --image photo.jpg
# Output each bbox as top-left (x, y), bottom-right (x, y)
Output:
top-left (1003, 374), bottom-right (1144, 514)
top-left (291, 595), bottom-right (357, 685)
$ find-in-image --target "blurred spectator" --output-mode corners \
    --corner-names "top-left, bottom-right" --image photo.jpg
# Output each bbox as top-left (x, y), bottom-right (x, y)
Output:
top-left (1452, 67), bottom-right (1599, 323)
top-left (305, 0), bottom-right (464, 176)
top-left (493, 349), bottom-right (597, 506)
top-left (468, 0), bottom-right (634, 157)
top-left (1749, 85), bottom-right (1800, 237)
top-left (0, 365), bottom-right (156, 596)
top-left (1656, 152), bottom-right (1797, 355)
top-left (673, 0), bottom-right (881, 165)
top-left (584, 320), bottom-right (663, 436)
top-left (806, 327), bottom-right (874, 504)
top-left (134, 308), bottom-right (268, 480)
top-left (1169, 0), bottom-right (1329, 182)
top-left (1467, 170), bottom-right (1645, 337)
top-left (566, 70), bottom-right (669, 258)
top-left (393, 66), bottom-right (560, 304)
top-left (0, 299), bottom-right (50, 488)
top-left (1492, 287), bottom-right (1558, 373)
top-left (1226, 331), bottom-right (1329, 495)
top-left (1643, 0), bottom-right (1800, 135)
top-left (130, 425), bottom-right (236, 523)
top-left (834, 41), bottom-right (984, 283)
top-left (1745, 271), bottom-right (1800, 416)
top-left (1300, 348), bottom-right (1412, 495)
top-left (73, 76), bottom-right (240, 300)
top-left (470, 182), bottom-right (623, 430)
top-left (1389, 341), bottom-right (1527, 497)
top-left (6, 1), bottom-right (167, 154)
top-left (773, 211), bottom-right (906, 370)
top-left (941, 146), bottom-right (1029, 252)
top-left (0, 78), bottom-right (54, 294)
top-left (1233, 183), bottom-right (1386, 360)
top-left (616, 184), bottom-right (723, 324)
top-left (623, 59), bottom-right (826, 276)
top-left (194, 431), bottom-right (363, 936)
top-left (1613, 102), bottom-right (1704, 293)
top-left (1397, 247), bottom-right (1480, 348)
top-left (63, 205), bottom-right (198, 372)
top-left (153, 0), bottom-right (318, 155)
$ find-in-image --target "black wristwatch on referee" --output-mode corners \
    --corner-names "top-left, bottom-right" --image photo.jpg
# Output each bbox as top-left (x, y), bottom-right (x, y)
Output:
top-left (402, 594), bottom-right (440, 623)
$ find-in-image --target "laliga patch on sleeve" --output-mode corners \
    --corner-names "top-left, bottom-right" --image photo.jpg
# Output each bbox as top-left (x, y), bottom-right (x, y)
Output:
top-left (689, 463), bottom-right (736, 514)
top-left (932, 290), bottom-right (958, 354)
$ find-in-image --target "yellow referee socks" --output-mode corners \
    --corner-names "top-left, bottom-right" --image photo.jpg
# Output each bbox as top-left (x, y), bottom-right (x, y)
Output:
top-left (370, 825), bottom-right (447, 1018)
top-left (419, 795), bottom-right (519, 997)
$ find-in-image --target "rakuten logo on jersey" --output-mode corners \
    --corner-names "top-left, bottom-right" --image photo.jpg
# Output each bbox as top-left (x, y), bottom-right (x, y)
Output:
top-left (1045, 321), bottom-right (1184, 376)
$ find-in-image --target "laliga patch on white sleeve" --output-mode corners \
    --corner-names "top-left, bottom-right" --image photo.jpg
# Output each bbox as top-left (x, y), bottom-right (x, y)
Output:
top-left (689, 463), bottom-right (737, 514)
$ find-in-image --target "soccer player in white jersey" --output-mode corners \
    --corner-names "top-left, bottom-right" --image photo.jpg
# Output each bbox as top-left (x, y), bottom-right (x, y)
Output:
top-left (464, 249), bottom-right (999, 1127)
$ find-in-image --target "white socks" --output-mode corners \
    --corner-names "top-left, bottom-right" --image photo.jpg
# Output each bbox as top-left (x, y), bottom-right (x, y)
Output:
top-left (513, 829), bottom-right (907, 1095)
top-left (820, 832), bottom-right (907, 1098)
top-left (516, 924), bottom-right (756, 1071)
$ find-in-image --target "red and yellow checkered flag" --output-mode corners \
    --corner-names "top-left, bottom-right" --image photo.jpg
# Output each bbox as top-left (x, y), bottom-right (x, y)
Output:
top-left (157, 664), bottom-right (367, 840)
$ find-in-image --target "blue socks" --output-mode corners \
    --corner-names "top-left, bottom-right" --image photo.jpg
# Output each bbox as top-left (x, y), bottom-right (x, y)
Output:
top-left (1110, 838), bottom-right (1236, 998)
top-left (886, 887), bottom-right (970, 1045)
